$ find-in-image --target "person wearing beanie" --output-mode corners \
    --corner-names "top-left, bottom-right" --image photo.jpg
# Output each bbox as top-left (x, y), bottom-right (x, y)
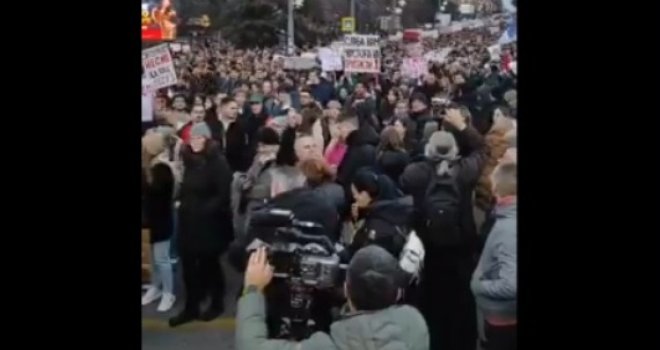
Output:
top-left (236, 246), bottom-right (429, 350)
top-left (407, 92), bottom-right (435, 158)
top-left (169, 121), bottom-right (233, 327)
top-left (189, 121), bottom-right (212, 139)
top-left (400, 107), bottom-right (487, 350)
top-left (231, 126), bottom-right (282, 238)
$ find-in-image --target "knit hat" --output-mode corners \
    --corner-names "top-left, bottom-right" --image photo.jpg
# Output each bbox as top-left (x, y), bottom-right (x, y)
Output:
top-left (249, 94), bottom-right (264, 104)
top-left (256, 127), bottom-right (280, 146)
top-left (347, 245), bottom-right (402, 310)
top-left (426, 130), bottom-right (459, 176)
top-left (190, 122), bottom-right (212, 139)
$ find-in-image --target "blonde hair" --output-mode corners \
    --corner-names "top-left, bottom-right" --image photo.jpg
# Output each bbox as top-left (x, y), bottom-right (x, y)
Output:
top-left (492, 162), bottom-right (517, 197)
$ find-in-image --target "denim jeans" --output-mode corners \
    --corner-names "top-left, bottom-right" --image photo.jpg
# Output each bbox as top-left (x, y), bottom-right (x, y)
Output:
top-left (151, 240), bottom-right (174, 295)
top-left (170, 206), bottom-right (179, 260)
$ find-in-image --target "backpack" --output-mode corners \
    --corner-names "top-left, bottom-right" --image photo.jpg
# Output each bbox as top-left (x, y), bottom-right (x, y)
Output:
top-left (420, 166), bottom-right (462, 247)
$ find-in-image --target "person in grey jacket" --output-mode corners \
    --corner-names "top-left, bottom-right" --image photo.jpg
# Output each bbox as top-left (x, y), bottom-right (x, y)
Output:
top-left (236, 245), bottom-right (429, 350)
top-left (471, 161), bottom-right (517, 350)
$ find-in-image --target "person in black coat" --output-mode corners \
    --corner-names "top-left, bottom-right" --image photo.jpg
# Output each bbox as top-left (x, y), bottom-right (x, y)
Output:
top-left (407, 93), bottom-right (436, 158)
top-left (348, 169), bottom-right (413, 259)
top-left (399, 108), bottom-right (487, 350)
top-left (335, 114), bottom-right (377, 213)
top-left (205, 96), bottom-right (253, 172)
top-left (376, 126), bottom-right (411, 185)
top-left (169, 122), bottom-right (234, 327)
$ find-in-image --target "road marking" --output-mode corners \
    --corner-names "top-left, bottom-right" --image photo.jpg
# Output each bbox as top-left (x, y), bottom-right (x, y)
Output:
top-left (142, 317), bottom-right (236, 331)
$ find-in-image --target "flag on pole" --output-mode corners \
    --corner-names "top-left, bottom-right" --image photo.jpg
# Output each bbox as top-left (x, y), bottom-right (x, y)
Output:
top-left (498, 18), bottom-right (517, 45)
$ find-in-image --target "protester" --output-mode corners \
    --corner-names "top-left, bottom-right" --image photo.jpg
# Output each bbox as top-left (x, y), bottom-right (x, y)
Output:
top-left (335, 114), bottom-right (377, 209)
top-left (236, 246), bottom-right (429, 350)
top-left (141, 131), bottom-right (179, 312)
top-left (475, 110), bottom-right (516, 212)
top-left (349, 168), bottom-right (413, 258)
top-left (376, 126), bottom-right (411, 183)
top-left (170, 122), bottom-right (233, 327)
top-left (400, 107), bottom-right (487, 350)
top-left (299, 157), bottom-right (345, 217)
top-left (471, 162), bottom-right (517, 350)
top-left (206, 97), bottom-right (253, 172)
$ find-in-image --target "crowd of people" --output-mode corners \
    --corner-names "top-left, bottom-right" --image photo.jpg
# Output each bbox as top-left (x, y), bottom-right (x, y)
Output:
top-left (142, 14), bottom-right (517, 350)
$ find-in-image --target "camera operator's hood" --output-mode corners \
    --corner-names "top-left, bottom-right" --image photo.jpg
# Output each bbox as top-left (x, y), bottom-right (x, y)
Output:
top-left (329, 304), bottom-right (428, 350)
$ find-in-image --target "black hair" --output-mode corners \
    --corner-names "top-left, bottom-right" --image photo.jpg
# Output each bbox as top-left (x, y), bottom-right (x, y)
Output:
top-left (220, 96), bottom-right (236, 106)
top-left (256, 127), bottom-right (280, 146)
top-left (346, 246), bottom-right (401, 311)
top-left (352, 168), bottom-right (401, 202)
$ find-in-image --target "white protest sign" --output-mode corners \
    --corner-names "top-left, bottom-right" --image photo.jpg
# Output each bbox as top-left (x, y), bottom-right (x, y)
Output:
top-left (424, 47), bottom-right (453, 63)
top-left (181, 44), bottom-right (191, 53)
top-left (437, 14), bottom-right (451, 27)
top-left (342, 34), bottom-right (381, 73)
top-left (488, 44), bottom-right (502, 61)
top-left (142, 90), bottom-right (154, 122)
top-left (283, 57), bottom-right (318, 70)
top-left (142, 44), bottom-right (177, 92)
top-left (318, 47), bottom-right (343, 71)
top-left (401, 57), bottom-right (428, 79)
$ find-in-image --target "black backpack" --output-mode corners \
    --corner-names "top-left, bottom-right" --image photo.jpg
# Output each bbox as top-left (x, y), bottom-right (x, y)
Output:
top-left (420, 166), bottom-right (462, 247)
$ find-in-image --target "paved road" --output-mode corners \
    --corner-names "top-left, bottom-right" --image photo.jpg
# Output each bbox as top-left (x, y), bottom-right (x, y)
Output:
top-left (142, 255), bottom-right (242, 350)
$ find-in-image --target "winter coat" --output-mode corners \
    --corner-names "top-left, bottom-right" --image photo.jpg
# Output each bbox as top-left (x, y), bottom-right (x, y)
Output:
top-left (205, 115), bottom-right (253, 172)
top-left (400, 125), bottom-right (487, 250)
top-left (336, 130), bottom-right (377, 209)
top-left (312, 182), bottom-right (346, 215)
top-left (471, 201), bottom-right (517, 322)
top-left (177, 142), bottom-right (233, 255)
top-left (407, 109), bottom-right (435, 158)
top-left (236, 290), bottom-right (429, 350)
top-left (377, 149), bottom-right (411, 184)
top-left (349, 196), bottom-right (414, 258)
top-left (311, 80), bottom-right (336, 107)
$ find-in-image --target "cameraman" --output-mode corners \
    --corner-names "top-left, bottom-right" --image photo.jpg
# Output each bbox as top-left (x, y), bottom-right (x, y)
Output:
top-left (236, 246), bottom-right (429, 350)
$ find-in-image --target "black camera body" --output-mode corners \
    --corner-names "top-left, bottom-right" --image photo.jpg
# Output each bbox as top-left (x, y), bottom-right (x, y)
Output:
top-left (247, 208), bottom-right (346, 340)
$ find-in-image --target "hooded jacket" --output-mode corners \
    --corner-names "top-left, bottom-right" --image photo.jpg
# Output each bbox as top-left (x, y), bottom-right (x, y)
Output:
top-left (236, 290), bottom-right (429, 350)
top-left (350, 196), bottom-right (414, 258)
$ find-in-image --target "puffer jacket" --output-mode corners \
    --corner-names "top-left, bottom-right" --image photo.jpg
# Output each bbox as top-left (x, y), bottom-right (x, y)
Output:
top-left (236, 290), bottom-right (429, 350)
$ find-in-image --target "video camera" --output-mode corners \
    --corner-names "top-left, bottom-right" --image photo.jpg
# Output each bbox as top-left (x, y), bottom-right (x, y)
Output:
top-left (246, 208), bottom-right (347, 340)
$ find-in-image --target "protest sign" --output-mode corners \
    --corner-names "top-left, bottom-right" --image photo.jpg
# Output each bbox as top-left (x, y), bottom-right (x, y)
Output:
top-left (342, 34), bottom-right (381, 73)
top-left (488, 44), bottom-right (502, 60)
top-left (401, 57), bottom-right (428, 79)
top-left (181, 44), bottom-right (191, 53)
top-left (424, 47), bottom-right (453, 63)
top-left (436, 14), bottom-right (451, 27)
top-left (283, 57), bottom-right (318, 70)
top-left (142, 44), bottom-right (177, 92)
top-left (318, 47), bottom-right (343, 71)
